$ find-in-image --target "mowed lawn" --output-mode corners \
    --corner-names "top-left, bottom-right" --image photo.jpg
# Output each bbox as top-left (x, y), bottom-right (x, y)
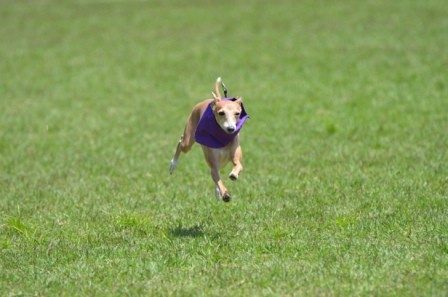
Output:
top-left (1, 0), bottom-right (447, 296)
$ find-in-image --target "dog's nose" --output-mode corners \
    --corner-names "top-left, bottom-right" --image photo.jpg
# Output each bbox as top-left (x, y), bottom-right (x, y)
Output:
top-left (227, 127), bottom-right (235, 133)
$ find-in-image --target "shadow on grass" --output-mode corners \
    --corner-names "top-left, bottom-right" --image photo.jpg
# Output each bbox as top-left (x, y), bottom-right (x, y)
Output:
top-left (170, 224), bottom-right (205, 238)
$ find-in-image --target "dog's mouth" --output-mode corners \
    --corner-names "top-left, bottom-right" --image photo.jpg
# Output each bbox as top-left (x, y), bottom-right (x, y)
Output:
top-left (217, 119), bottom-right (238, 134)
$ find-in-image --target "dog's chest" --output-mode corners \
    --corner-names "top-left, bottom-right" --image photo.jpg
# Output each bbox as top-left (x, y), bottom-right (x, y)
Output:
top-left (201, 141), bottom-right (238, 169)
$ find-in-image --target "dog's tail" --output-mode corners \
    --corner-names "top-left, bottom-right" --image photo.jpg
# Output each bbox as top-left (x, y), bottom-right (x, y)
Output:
top-left (212, 77), bottom-right (222, 100)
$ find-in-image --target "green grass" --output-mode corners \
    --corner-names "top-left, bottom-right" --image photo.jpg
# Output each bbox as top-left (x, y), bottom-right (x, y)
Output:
top-left (1, 0), bottom-right (447, 295)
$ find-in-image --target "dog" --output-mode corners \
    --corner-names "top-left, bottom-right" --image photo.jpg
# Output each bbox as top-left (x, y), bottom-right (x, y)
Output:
top-left (169, 77), bottom-right (249, 202)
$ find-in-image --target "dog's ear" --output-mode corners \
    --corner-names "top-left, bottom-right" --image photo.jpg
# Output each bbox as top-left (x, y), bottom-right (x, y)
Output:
top-left (213, 77), bottom-right (222, 102)
top-left (235, 97), bottom-right (243, 105)
top-left (210, 97), bottom-right (217, 111)
top-left (212, 91), bottom-right (221, 103)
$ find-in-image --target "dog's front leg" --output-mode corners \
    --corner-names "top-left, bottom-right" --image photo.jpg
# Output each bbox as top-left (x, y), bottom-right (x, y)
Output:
top-left (202, 146), bottom-right (231, 202)
top-left (229, 144), bottom-right (243, 181)
top-left (211, 167), bottom-right (231, 202)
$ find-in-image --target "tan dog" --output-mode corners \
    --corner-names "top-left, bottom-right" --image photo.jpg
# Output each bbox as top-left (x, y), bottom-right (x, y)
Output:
top-left (169, 77), bottom-right (249, 202)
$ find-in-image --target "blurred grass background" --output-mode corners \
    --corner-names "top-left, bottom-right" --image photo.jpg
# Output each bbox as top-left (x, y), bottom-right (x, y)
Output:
top-left (1, 0), bottom-right (447, 296)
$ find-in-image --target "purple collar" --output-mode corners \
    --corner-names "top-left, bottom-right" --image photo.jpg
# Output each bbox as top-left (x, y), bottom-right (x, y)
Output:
top-left (195, 98), bottom-right (249, 148)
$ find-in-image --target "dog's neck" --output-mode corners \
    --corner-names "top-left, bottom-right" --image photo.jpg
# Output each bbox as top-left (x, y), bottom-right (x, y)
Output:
top-left (195, 98), bottom-right (249, 148)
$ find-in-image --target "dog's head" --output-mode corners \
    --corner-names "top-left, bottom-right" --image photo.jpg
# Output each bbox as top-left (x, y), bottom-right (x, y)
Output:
top-left (211, 96), bottom-right (243, 134)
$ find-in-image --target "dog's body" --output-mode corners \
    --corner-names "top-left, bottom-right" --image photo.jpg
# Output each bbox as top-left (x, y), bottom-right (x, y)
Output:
top-left (169, 77), bottom-right (248, 202)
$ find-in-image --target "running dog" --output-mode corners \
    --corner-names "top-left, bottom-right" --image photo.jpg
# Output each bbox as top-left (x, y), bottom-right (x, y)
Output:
top-left (169, 77), bottom-right (249, 202)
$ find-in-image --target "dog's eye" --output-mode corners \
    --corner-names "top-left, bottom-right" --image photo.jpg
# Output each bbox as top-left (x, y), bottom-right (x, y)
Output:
top-left (218, 111), bottom-right (225, 116)
top-left (235, 112), bottom-right (241, 117)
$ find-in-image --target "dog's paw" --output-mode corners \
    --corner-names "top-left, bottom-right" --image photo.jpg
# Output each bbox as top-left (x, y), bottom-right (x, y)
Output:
top-left (229, 173), bottom-right (238, 181)
top-left (169, 159), bottom-right (178, 174)
top-left (215, 186), bottom-right (231, 202)
top-left (222, 192), bottom-right (231, 202)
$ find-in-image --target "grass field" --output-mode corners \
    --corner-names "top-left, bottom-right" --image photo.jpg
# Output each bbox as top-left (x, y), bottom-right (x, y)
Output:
top-left (1, 0), bottom-right (447, 296)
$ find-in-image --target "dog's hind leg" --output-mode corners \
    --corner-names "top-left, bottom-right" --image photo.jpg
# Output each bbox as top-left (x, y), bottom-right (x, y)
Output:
top-left (169, 113), bottom-right (198, 174)
top-left (169, 135), bottom-right (183, 174)
top-left (214, 185), bottom-right (222, 200)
